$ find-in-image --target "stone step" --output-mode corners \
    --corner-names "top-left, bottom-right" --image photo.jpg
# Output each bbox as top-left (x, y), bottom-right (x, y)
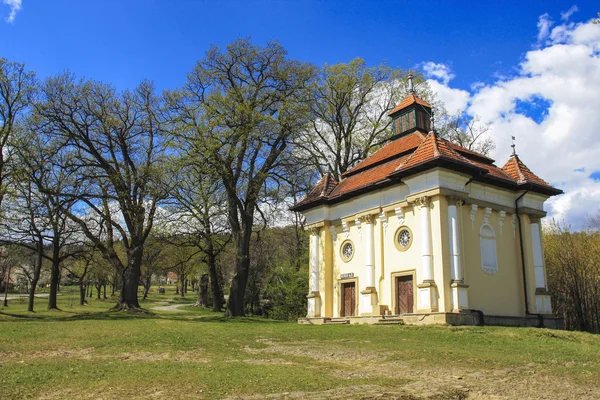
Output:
top-left (324, 318), bottom-right (350, 325)
top-left (375, 318), bottom-right (405, 325)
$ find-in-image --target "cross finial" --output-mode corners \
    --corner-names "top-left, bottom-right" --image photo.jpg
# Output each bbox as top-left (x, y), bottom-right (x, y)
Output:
top-left (407, 72), bottom-right (414, 94)
top-left (511, 136), bottom-right (517, 156)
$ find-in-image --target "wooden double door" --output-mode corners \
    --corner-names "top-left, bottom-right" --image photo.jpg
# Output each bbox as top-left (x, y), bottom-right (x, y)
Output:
top-left (341, 282), bottom-right (356, 317)
top-left (396, 275), bottom-right (414, 315)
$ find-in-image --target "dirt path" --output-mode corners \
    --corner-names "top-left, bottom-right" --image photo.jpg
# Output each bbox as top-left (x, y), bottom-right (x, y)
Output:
top-left (223, 338), bottom-right (600, 400)
top-left (151, 303), bottom-right (189, 312)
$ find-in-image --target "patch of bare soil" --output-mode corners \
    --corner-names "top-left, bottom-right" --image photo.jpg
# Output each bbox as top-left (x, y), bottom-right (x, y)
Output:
top-left (39, 385), bottom-right (208, 400)
top-left (152, 303), bottom-right (189, 312)
top-left (233, 339), bottom-right (600, 400)
top-left (2, 348), bottom-right (209, 363)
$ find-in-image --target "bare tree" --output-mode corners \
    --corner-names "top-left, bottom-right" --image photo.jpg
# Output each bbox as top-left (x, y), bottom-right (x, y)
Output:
top-left (0, 59), bottom-right (36, 213)
top-left (295, 59), bottom-right (432, 181)
top-left (167, 156), bottom-right (230, 311)
top-left (33, 74), bottom-right (171, 311)
top-left (438, 112), bottom-right (495, 156)
top-left (545, 219), bottom-right (600, 333)
top-left (170, 39), bottom-right (316, 316)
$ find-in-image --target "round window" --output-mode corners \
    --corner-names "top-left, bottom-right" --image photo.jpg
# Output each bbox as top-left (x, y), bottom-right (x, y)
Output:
top-left (340, 240), bottom-right (354, 262)
top-left (394, 226), bottom-right (413, 252)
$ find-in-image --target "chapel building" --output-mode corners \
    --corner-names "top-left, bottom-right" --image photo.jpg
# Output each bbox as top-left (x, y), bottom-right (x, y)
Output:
top-left (291, 77), bottom-right (563, 327)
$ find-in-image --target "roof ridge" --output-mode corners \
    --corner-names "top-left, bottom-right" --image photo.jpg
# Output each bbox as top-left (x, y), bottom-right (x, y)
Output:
top-left (513, 156), bottom-right (527, 184)
top-left (321, 173), bottom-right (330, 196)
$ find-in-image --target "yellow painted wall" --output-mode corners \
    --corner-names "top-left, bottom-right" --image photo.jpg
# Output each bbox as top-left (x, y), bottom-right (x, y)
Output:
top-left (461, 204), bottom-right (525, 316)
top-left (310, 182), bottom-right (545, 319)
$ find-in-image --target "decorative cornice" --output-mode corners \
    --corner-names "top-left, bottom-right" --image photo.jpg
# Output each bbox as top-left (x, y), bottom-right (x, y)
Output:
top-left (379, 211), bottom-right (388, 234)
top-left (360, 214), bottom-right (374, 224)
top-left (483, 207), bottom-right (492, 224)
top-left (394, 207), bottom-right (405, 225)
top-left (329, 225), bottom-right (337, 242)
top-left (498, 211), bottom-right (506, 235)
top-left (415, 196), bottom-right (429, 208)
top-left (354, 218), bottom-right (362, 236)
top-left (469, 204), bottom-right (478, 229)
top-left (341, 221), bottom-right (350, 238)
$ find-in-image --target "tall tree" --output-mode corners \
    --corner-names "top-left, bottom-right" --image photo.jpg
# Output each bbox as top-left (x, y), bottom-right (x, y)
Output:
top-left (296, 58), bottom-right (432, 181)
top-left (0, 59), bottom-right (36, 213)
top-left (33, 74), bottom-right (171, 310)
top-left (171, 39), bottom-right (315, 316)
top-left (167, 155), bottom-right (230, 311)
top-left (437, 111), bottom-right (495, 156)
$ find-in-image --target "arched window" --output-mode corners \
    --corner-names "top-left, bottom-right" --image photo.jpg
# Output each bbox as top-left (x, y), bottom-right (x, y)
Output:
top-left (480, 224), bottom-right (498, 275)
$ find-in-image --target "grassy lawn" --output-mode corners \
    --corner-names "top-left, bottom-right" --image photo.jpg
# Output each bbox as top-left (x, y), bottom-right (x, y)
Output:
top-left (1, 286), bottom-right (599, 399)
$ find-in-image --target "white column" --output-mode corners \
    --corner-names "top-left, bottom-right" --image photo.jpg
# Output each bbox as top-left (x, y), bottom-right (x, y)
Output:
top-left (360, 215), bottom-right (378, 315)
top-left (364, 216), bottom-right (375, 288)
top-left (531, 221), bottom-right (551, 313)
top-left (419, 197), bottom-right (434, 282)
top-left (448, 202), bottom-right (462, 281)
top-left (531, 222), bottom-right (545, 288)
top-left (416, 196), bottom-right (437, 312)
top-left (307, 227), bottom-right (321, 317)
top-left (449, 199), bottom-right (468, 311)
top-left (311, 229), bottom-right (320, 292)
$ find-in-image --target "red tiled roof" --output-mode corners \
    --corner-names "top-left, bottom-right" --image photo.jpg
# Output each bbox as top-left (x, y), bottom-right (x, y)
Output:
top-left (394, 132), bottom-right (483, 173)
top-left (502, 155), bottom-right (552, 187)
top-left (447, 142), bottom-right (495, 164)
top-left (292, 95), bottom-right (561, 212)
top-left (293, 173), bottom-right (338, 209)
top-left (329, 157), bottom-right (408, 198)
top-left (343, 132), bottom-right (423, 176)
top-left (388, 94), bottom-right (431, 116)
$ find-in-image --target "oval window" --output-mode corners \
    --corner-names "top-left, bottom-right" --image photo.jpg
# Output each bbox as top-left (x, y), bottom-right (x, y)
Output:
top-left (340, 240), bottom-right (354, 262)
top-left (394, 226), bottom-right (413, 252)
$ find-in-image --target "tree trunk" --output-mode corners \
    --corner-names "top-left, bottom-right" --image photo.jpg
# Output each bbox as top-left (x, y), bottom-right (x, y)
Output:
top-left (103, 281), bottom-right (107, 299)
top-left (113, 245), bottom-right (142, 310)
top-left (142, 275), bottom-right (151, 300)
top-left (180, 273), bottom-right (185, 297)
top-left (3, 266), bottom-right (9, 307)
top-left (48, 235), bottom-right (61, 310)
top-left (196, 274), bottom-right (209, 307)
top-left (28, 246), bottom-right (44, 312)
top-left (96, 282), bottom-right (102, 299)
top-left (207, 252), bottom-right (224, 312)
top-left (227, 226), bottom-right (253, 316)
top-left (79, 282), bottom-right (87, 305)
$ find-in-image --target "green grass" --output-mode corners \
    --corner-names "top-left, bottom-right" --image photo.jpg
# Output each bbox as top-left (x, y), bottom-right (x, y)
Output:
top-left (1, 286), bottom-right (599, 399)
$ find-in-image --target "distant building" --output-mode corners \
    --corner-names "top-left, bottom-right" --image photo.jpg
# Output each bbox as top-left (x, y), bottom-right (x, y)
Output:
top-left (292, 78), bottom-right (562, 327)
top-left (166, 271), bottom-right (178, 285)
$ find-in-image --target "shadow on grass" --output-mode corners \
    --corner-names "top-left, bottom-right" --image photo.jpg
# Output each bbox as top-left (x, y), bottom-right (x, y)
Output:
top-left (0, 308), bottom-right (293, 325)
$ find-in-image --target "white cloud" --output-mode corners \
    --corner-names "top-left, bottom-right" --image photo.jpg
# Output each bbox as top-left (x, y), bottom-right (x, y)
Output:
top-left (2, 0), bottom-right (21, 23)
top-left (537, 13), bottom-right (554, 42)
top-left (560, 5), bottom-right (578, 21)
top-left (421, 61), bottom-right (455, 85)
top-left (427, 79), bottom-right (470, 114)
top-left (425, 15), bottom-right (600, 229)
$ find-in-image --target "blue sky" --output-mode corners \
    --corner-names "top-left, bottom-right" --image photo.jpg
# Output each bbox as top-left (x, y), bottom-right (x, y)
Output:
top-left (1, 1), bottom-right (594, 91)
top-left (2, 1), bottom-right (600, 228)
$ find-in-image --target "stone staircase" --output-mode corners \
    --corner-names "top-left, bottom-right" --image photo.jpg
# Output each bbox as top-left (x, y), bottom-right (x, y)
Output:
top-left (374, 316), bottom-right (405, 325)
top-left (323, 318), bottom-right (350, 325)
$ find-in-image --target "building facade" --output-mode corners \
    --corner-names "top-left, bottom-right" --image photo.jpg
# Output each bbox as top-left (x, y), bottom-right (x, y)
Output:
top-left (292, 85), bottom-right (562, 327)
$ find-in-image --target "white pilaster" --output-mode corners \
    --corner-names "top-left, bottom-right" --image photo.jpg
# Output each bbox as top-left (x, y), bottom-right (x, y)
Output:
top-left (307, 227), bottom-right (321, 317)
top-left (416, 197), bottom-right (437, 312)
top-left (360, 215), bottom-right (378, 315)
top-left (448, 199), bottom-right (468, 311)
top-left (531, 221), bottom-right (552, 314)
